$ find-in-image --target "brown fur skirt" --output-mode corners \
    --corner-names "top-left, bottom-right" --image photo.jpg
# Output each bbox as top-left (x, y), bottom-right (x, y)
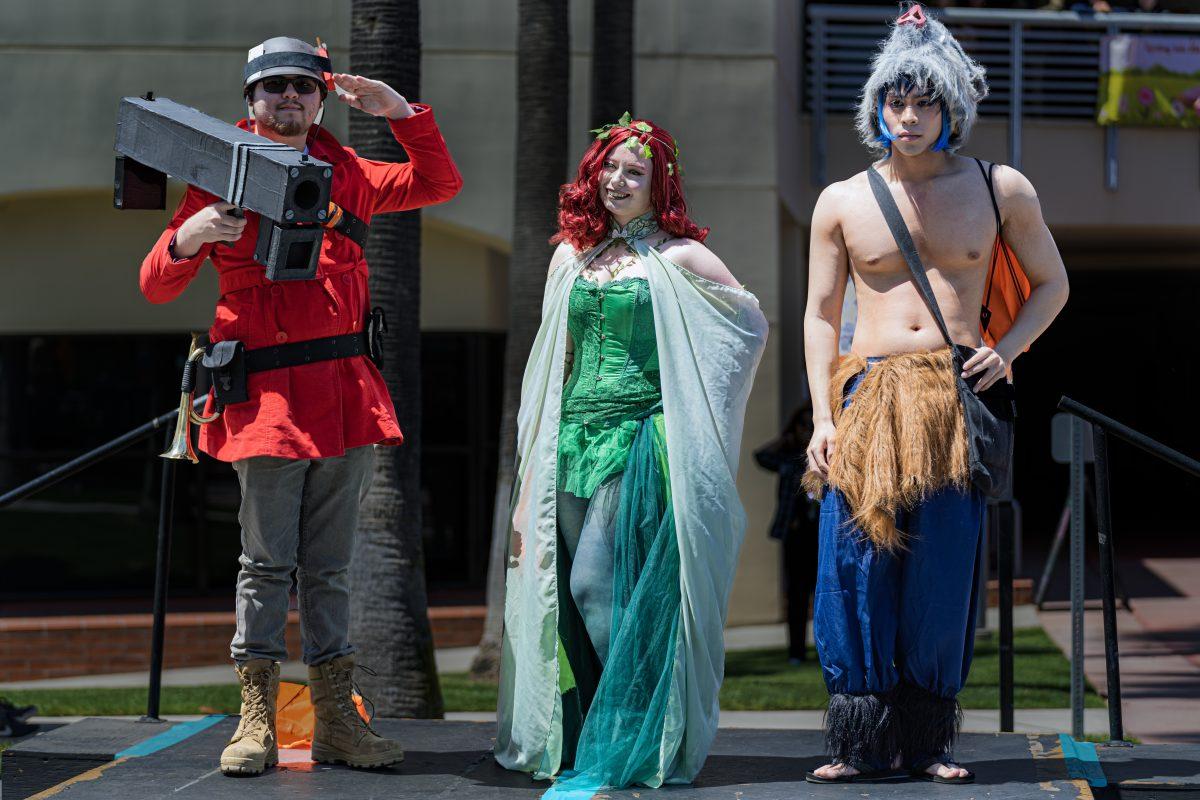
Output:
top-left (802, 349), bottom-right (969, 550)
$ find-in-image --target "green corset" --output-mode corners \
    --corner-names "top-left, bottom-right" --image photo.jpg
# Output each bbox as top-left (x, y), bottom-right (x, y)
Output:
top-left (559, 276), bottom-right (662, 498)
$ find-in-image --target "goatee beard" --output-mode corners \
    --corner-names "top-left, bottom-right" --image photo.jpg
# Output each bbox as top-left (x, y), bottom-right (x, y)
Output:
top-left (260, 113), bottom-right (307, 137)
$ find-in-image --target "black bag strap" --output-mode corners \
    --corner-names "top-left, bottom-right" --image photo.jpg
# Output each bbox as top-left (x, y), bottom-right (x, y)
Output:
top-left (975, 158), bottom-right (1002, 234)
top-left (326, 203), bottom-right (370, 250)
top-left (976, 158), bottom-right (1000, 325)
top-left (866, 166), bottom-right (957, 355)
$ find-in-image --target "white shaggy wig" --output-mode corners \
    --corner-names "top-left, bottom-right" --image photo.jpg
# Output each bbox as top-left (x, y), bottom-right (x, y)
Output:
top-left (855, 6), bottom-right (988, 155)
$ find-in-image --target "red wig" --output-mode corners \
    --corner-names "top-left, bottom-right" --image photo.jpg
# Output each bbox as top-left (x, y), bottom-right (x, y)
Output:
top-left (551, 119), bottom-right (709, 251)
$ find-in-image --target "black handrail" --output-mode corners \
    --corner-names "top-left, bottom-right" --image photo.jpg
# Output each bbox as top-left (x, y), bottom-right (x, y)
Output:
top-left (0, 396), bottom-right (206, 509)
top-left (995, 501), bottom-right (1015, 733)
top-left (0, 393), bottom-right (208, 722)
top-left (1057, 395), bottom-right (1200, 746)
top-left (1059, 396), bottom-right (1200, 477)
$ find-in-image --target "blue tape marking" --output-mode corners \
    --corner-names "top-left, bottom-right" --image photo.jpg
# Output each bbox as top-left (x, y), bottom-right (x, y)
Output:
top-left (1059, 733), bottom-right (1108, 788)
top-left (116, 715), bottom-right (227, 758)
top-left (541, 783), bottom-right (602, 800)
top-left (541, 769), bottom-right (604, 800)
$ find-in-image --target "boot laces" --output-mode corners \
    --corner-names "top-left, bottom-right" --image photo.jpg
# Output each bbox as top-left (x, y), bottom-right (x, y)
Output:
top-left (241, 670), bottom-right (273, 730)
top-left (329, 662), bottom-right (379, 732)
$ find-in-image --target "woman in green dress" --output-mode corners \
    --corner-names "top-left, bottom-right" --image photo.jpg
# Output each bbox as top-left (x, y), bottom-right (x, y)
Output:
top-left (495, 117), bottom-right (768, 796)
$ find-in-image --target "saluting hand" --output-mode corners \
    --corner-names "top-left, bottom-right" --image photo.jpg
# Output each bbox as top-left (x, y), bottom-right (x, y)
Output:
top-left (332, 74), bottom-right (414, 120)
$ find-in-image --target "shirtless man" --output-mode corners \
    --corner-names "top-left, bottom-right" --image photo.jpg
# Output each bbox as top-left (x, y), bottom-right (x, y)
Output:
top-left (802, 6), bottom-right (1068, 785)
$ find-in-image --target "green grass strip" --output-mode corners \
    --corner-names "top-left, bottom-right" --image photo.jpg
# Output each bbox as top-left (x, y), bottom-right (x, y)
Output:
top-left (1, 627), bottom-right (1101, 715)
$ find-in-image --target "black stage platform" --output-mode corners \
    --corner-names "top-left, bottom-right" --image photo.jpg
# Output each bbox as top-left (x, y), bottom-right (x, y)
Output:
top-left (5, 718), bottom-right (1200, 799)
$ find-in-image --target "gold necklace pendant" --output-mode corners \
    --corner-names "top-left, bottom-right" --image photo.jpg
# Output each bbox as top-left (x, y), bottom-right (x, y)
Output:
top-left (608, 250), bottom-right (637, 278)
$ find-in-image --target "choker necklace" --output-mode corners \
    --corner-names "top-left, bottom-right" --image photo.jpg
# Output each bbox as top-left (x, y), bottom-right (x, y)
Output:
top-left (585, 213), bottom-right (659, 281)
top-left (609, 212), bottom-right (659, 244)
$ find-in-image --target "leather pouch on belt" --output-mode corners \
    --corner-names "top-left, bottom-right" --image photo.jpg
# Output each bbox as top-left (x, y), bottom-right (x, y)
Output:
top-left (366, 307), bottom-right (387, 369)
top-left (202, 340), bottom-right (248, 406)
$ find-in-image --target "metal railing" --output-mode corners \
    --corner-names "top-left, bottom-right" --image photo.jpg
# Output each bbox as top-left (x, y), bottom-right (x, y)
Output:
top-left (1056, 396), bottom-right (1200, 744)
top-left (805, 5), bottom-right (1200, 188)
top-left (992, 496), bottom-right (1018, 733)
top-left (0, 395), bottom-right (207, 722)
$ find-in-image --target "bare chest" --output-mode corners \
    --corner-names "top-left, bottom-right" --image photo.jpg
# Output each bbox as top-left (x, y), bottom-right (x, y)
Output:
top-left (843, 179), bottom-right (997, 282)
top-left (580, 240), bottom-right (650, 285)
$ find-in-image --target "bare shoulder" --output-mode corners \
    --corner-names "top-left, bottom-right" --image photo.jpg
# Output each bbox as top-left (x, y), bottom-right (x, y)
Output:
top-left (806, 177), bottom-right (864, 242)
top-left (818, 174), bottom-right (862, 212)
top-left (657, 238), bottom-right (741, 289)
top-left (548, 241), bottom-right (576, 278)
top-left (989, 163), bottom-right (1039, 201)
top-left (986, 163), bottom-right (1042, 223)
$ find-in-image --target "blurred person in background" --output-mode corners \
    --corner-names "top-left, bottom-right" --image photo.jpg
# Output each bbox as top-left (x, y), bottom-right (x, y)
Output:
top-left (755, 392), bottom-right (820, 666)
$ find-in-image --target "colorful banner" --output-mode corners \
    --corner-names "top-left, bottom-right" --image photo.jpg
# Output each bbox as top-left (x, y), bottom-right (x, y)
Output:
top-left (1098, 34), bottom-right (1200, 128)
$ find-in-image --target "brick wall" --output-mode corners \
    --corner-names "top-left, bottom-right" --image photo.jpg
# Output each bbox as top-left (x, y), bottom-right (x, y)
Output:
top-left (0, 606), bottom-right (484, 682)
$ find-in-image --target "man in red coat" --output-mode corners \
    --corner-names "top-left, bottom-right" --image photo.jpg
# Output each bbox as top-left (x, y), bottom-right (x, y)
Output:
top-left (139, 37), bottom-right (462, 776)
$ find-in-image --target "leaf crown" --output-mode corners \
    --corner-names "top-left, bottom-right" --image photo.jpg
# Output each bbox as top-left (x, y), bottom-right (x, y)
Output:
top-left (590, 112), bottom-right (682, 176)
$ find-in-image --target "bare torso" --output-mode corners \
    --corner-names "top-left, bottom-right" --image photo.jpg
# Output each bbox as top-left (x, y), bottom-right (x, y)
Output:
top-left (841, 156), bottom-right (997, 356)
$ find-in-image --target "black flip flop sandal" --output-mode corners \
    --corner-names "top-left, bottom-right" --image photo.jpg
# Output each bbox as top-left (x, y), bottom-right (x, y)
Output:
top-left (804, 760), bottom-right (908, 784)
top-left (910, 756), bottom-right (975, 785)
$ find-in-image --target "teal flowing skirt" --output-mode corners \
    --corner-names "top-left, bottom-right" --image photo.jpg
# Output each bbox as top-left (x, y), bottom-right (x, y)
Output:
top-left (549, 413), bottom-right (682, 796)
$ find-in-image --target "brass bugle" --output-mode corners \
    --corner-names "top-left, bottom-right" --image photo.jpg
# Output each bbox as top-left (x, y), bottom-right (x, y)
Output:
top-left (162, 334), bottom-right (221, 463)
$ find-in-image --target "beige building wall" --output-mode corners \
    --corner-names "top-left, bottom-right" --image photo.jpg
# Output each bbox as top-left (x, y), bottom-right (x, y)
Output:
top-left (0, 2), bottom-right (351, 198)
top-left (0, 188), bottom-right (221, 334)
top-left (792, 116), bottom-right (1200, 230)
top-left (0, 192), bottom-right (512, 335)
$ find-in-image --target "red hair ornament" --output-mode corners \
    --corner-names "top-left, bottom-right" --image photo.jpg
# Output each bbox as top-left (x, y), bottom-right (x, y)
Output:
top-left (314, 36), bottom-right (336, 92)
top-left (896, 4), bottom-right (927, 28)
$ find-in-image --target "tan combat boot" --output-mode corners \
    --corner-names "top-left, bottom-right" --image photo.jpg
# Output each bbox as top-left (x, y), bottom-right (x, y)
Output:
top-left (219, 659), bottom-right (280, 775)
top-left (308, 654), bottom-right (405, 768)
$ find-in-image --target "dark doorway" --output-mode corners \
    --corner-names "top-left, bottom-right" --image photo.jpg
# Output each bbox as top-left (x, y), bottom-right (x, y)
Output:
top-left (1013, 268), bottom-right (1200, 570)
top-left (421, 332), bottom-right (505, 602)
top-left (0, 331), bottom-right (506, 611)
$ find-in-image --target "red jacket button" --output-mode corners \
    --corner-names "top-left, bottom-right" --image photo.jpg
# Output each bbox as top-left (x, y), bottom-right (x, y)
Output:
top-left (276, 332), bottom-right (288, 343)
top-left (271, 285), bottom-right (282, 296)
top-left (342, 274), bottom-right (352, 284)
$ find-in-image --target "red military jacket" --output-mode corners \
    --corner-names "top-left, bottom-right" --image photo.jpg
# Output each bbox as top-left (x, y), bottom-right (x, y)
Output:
top-left (140, 104), bottom-right (462, 462)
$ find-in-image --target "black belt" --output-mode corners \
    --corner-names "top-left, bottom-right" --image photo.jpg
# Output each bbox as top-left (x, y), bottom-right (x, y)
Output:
top-left (202, 309), bottom-right (386, 408)
top-left (244, 331), bottom-right (369, 373)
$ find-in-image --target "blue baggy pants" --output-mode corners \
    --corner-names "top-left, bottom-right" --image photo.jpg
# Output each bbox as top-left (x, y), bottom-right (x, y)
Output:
top-left (813, 371), bottom-right (985, 771)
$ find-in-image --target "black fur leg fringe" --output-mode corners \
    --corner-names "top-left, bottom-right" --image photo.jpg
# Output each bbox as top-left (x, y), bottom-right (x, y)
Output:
top-left (823, 691), bottom-right (899, 770)
top-left (895, 681), bottom-right (963, 767)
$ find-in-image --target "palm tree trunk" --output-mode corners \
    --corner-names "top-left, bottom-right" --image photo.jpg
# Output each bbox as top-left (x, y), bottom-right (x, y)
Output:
top-left (348, 0), bottom-right (443, 718)
top-left (590, 0), bottom-right (635, 128)
top-left (470, 0), bottom-right (570, 680)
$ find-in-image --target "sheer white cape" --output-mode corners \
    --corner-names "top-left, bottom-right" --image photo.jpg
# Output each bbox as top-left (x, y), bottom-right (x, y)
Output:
top-left (495, 239), bottom-right (768, 785)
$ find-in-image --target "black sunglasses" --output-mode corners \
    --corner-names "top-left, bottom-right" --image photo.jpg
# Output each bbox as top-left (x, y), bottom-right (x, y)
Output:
top-left (259, 76), bottom-right (323, 95)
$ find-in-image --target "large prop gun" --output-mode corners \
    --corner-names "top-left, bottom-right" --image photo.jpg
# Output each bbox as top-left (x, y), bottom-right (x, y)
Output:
top-left (114, 94), bottom-right (332, 280)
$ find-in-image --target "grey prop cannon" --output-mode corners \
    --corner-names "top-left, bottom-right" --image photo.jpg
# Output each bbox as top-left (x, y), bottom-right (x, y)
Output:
top-left (114, 94), bottom-right (332, 280)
